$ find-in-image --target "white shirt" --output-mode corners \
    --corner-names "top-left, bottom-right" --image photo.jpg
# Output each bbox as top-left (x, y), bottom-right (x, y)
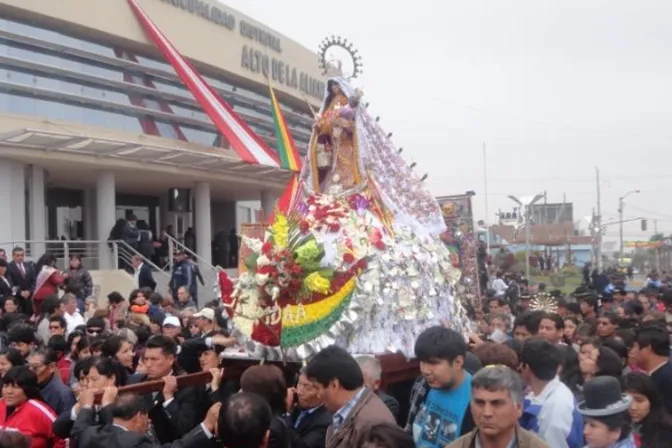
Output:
top-left (492, 278), bottom-right (508, 296)
top-left (526, 377), bottom-right (575, 448)
top-left (134, 263), bottom-right (143, 288)
top-left (64, 311), bottom-right (85, 334)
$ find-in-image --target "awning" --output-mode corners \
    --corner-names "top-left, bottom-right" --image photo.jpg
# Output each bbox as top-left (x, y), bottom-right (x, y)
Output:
top-left (0, 128), bottom-right (294, 181)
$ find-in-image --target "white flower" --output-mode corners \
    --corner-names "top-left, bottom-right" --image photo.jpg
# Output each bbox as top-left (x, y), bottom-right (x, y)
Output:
top-left (256, 255), bottom-right (271, 267)
top-left (242, 236), bottom-right (263, 253)
top-left (255, 273), bottom-right (270, 286)
top-left (271, 286), bottom-right (280, 301)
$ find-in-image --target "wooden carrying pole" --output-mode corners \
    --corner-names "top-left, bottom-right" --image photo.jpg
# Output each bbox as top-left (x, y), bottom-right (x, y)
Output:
top-left (92, 360), bottom-right (303, 404)
top-left (94, 371), bottom-right (212, 404)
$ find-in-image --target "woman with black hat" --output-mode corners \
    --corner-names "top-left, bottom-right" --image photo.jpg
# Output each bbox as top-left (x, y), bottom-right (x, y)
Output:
top-left (577, 376), bottom-right (636, 448)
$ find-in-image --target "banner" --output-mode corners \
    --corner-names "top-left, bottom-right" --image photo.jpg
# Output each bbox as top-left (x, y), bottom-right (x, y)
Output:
top-left (436, 194), bottom-right (481, 304)
top-left (625, 240), bottom-right (664, 249)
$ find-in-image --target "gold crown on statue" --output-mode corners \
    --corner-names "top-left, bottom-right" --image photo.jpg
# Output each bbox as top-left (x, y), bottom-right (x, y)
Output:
top-left (529, 292), bottom-right (558, 313)
top-left (318, 36), bottom-right (363, 80)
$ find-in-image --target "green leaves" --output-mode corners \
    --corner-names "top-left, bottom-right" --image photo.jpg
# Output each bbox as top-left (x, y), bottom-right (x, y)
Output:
top-left (244, 253), bottom-right (258, 272)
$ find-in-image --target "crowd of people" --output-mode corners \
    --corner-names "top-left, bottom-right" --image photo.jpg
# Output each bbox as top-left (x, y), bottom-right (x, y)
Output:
top-left (0, 245), bottom-right (670, 448)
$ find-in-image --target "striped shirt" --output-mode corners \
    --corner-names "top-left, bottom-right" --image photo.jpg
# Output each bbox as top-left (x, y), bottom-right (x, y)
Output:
top-left (332, 387), bottom-right (366, 430)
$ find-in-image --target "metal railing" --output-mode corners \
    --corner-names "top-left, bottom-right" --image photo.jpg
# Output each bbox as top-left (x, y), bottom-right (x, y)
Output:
top-left (0, 239), bottom-right (169, 279)
top-left (162, 234), bottom-right (221, 300)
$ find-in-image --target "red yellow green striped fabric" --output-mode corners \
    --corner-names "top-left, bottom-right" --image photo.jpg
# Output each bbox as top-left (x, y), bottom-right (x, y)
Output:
top-left (278, 175), bottom-right (300, 214)
top-left (267, 81), bottom-right (302, 172)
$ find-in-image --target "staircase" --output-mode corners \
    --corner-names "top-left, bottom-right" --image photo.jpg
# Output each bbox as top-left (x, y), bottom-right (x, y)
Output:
top-left (162, 234), bottom-right (221, 304)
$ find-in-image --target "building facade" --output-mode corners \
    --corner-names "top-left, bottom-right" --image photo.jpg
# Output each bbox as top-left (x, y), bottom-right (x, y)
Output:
top-left (0, 0), bottom-right (325, 267)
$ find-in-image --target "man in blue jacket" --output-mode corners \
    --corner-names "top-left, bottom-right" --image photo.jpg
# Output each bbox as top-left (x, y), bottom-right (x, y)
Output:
top-left (27, 348), bottom-right (75, 416)
top-left (169, 250), bottom-right (194, 301)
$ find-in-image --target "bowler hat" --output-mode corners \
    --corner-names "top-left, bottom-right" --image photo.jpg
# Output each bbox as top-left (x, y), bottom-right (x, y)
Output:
top-left (577, 376), bottom-right (632, 417)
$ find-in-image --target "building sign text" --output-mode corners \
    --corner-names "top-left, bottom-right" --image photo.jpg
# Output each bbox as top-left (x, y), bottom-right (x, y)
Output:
top-left (241, 45), bottom-right (325, 100)
top-left (160, 0), bottom-right (282, 53)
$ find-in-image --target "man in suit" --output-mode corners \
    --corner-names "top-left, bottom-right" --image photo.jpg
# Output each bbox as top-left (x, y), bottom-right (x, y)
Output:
top-left (72, 387), bottom-right (219, 448)
top-left (7, 247), bottom-right (36, 316)
top-left (285, 367), bottom-right (332, 448)
top-left (127, 335), bottom-right (200, 444)
top-left (132, 255), bottom-right (157, 291)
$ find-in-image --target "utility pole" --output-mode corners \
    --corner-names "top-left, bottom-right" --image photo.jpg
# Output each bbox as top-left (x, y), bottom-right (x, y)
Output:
top-left (596, 167), bottom-right (603, 272)
top-left (509, 194), bottom-right (544, 280)
top-left (525, 206), bottom-right (532, 279)
top-left (483, 142), bottom-right (490, 254)
top-left (619, 189), bottom-right (641, 265)
top-left (655, 220), bottom-right (660, 270)
top-left (618, 197), bottom-right (624, 265)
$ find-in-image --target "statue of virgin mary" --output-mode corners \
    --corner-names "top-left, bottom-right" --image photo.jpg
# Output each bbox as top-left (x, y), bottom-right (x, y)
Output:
top-left (224, 71), bottom-right (470, 360)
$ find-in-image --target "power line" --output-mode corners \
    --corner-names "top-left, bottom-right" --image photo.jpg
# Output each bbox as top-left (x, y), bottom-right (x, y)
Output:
top-left (626, 205), bottom-right (672, 221)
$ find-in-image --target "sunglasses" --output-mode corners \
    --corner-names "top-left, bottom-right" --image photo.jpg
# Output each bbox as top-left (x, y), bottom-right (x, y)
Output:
top-left (87, 328), bottom-right (102, 335)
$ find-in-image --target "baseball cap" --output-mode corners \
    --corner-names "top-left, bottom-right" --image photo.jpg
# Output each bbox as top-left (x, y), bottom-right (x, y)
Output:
top-left (193, 308), bottom-right (215, 321)
top-left (162, 316), bottom-right (181, 328)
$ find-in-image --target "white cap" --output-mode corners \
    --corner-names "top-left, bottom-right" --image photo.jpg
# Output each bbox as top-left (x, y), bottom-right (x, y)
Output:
top-left (162, 316), bottom-right (181, 327)
top-left (193, 308), bottom-right (215, 321)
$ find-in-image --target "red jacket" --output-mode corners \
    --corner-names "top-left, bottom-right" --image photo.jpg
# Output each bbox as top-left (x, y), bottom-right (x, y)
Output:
top-left (56, 356), bottom-right (72, 385)
top-left (0, 398), bottom-right (65, 448)
top-left (33, 271), bottom-right (65, 302)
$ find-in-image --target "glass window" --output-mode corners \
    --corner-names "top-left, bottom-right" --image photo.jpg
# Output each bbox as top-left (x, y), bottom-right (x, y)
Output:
top-left (0, 92), bottom-right (236, 142)
top-left (0, 18), bottom-right (316, 121)
top-left (169, 104), bottom-right (209, 121)
top-left (135, 56), bottom-right (174, 73)
top-left (155, 122), bottom-right (180, 139)
top-left (152, 79), bottom-right (192, 98)
top-left (1, 18), bottom-right (115, 58)
top-left (0, 39), bottom-right (314, 130)
top-left (180, 127), bottom-right (218, 146)
top-left (233, 104), bottom-right (269, 121)
top-left (203, 76), bottom-right (235, 93)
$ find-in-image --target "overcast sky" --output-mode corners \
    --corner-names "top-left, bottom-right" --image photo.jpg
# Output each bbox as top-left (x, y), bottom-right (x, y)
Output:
top-left (224, 0), bottom-right (672, 242)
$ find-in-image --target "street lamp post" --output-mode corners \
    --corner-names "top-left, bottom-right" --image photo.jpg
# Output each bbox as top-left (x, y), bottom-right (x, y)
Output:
top-left (508, 193), bottom-right (544, 280)
top-left (618, 189), bottom-right (640, 263)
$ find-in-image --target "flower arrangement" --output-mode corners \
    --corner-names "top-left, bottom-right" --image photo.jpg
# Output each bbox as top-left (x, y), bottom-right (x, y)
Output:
top-left (237, 211), bottom-right (333, 305)
top-left (218, 270), bottom-right (235, 317)
top-left (300, 195), bottom-right (348, 233)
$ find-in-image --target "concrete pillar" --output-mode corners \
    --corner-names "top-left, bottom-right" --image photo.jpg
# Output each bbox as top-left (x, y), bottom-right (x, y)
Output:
top-left (0, 159), bottom-right (26, 252)
top-left (194, 182), bottom-right (212, 269)
top-left (96, 171), bottom-right (116, 269)
top-left (11, 162), bottom-right (26, 246)
top-left (260, 190), bottom-right (276, 221)
top-left (28, 165), bottom-right (46, 256)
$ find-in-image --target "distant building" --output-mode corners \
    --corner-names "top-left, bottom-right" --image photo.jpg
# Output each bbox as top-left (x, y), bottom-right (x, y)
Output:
top-left (482, 221), bottom-right (593, 267)
top-left (530, 203), bottom-right (574, 225)
top-left (496, 202), bottom-right (573, 226)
